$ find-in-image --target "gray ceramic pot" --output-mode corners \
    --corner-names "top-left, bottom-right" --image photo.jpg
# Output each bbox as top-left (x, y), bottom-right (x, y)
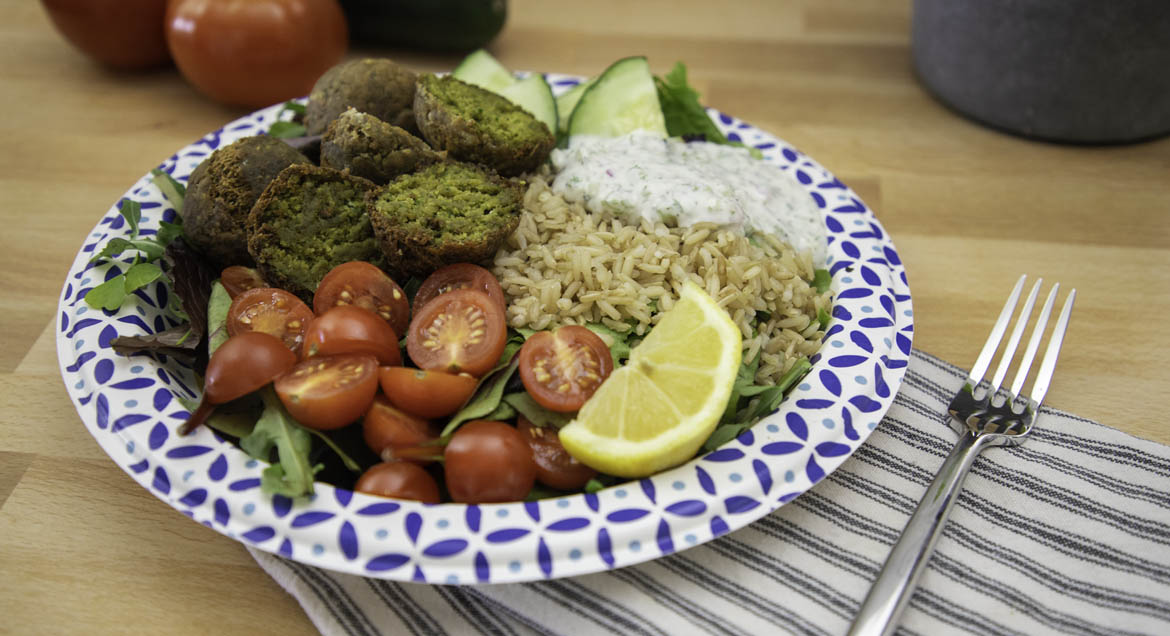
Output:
top-left (912, 0), bottom-right (1170, 143)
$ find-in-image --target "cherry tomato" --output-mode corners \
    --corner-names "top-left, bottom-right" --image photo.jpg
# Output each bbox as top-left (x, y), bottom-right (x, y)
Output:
top-left (314, 261), bottom-right (411, 338)
top-left (220, 265), bottom-right (267, 299)
top-left (517, 325), bottom-right (613, 412)
top-left (406, 289), bottom-right (507, 377)
top-left (378, 366), bottom-right (477, 419)
top-left (413, 263), bottom-right (506, 313)
top-left (444, 420), bottom-right (536, 504)
top-left (41, 0), bottom-right (171, 69)
top-left (354, 462), bottom-right (440, 504)
top-left (164, 0), bottom-right (347, 108)
top-left (180, 331), bottom-right (296, 434)
top-left (274, 354), bottom-right (379, 430)
top-left (362, 394), bottom-right (441, 463)
top-left (303, 305), bottom-right (402, 366)
top-left (518, 417), bottom-right (598, 490)
top-left (226, 287), bottom-right (314, 353)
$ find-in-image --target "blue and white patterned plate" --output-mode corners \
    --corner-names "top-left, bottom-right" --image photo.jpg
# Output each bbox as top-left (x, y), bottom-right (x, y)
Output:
top-left (56, 74), bottom-right (913, 584)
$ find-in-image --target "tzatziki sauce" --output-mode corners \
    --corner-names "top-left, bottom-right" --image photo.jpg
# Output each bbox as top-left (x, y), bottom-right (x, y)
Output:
top-left (550, 131), bottom-right (827, 265)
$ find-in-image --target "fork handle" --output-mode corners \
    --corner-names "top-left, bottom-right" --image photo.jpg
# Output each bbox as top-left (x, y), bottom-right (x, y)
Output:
top-left (848, 429), bottom-right (992, 636)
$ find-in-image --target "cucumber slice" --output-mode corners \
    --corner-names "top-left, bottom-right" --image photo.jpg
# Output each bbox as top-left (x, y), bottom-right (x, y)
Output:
top-left (499, 74), bottom-right (558, 134)
top-left (567, 56), bottom-right (667, 138)
top-left (555, 78), bottom-right (595, 136)
top-left (452, 49), bottom-right (516, 92)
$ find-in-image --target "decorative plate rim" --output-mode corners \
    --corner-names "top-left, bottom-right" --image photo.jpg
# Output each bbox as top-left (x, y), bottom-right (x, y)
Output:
top-left (55, 74), bottom-right (913, 584)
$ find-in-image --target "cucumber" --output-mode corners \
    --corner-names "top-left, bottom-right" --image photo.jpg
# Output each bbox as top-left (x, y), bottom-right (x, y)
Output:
top-left (555, 78), bottom-right (595, 136)
top-left (567, 56), bottom-right (667, 138)
top-left (452, 49), bottom-right (516, 92)
top-left (499, 74), bottom-right (558, 134)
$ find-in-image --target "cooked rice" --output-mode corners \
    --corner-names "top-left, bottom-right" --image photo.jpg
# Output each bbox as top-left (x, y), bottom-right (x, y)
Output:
top-left (491, 175), bottom-right (832, 385)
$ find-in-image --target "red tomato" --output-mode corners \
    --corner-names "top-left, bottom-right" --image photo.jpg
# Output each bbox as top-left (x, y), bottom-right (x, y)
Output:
top-left (180, 331), bottom-right (296, 434)
top-left (314, 261), bottom-right (410, 338)
top-left (518, 417), bottom-right (598, 490)
top-left (444, 420), bottom-right (536, 504)
top-left (164, 0), bottom-right (347, 108)
top-left (413, 263), bottom-right (506, 313)
top-left (274, 353), bottom-right (379, 430)
top-left (362, 394), bottom-right (440, 462)
top-left (378, 366), bottom-right (476, 419)
top-left (41, 0), bottom-right (171, 69)
top-left (517, 325), bottom-right (613, 412)
top-left (220, 265), bottom-right (267, 299)
top-left (227, 287), bottom-right (314, 353)
top-left (354, 462), bottom-right (440, 504)
top-left (303, 305), bottom-right (402, 366)
top-left (406, 289), bottom-right (506, 377)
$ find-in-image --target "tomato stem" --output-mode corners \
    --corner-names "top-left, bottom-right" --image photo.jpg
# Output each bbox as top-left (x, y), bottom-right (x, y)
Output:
top-left (179, 399), bottom-right (215, 435)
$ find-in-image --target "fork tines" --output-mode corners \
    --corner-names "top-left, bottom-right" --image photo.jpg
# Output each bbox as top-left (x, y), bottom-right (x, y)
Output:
top-left (966, 275), bottom-right (1076, 410)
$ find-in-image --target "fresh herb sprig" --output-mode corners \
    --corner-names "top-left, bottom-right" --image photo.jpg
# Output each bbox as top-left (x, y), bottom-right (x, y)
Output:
top-left (267, 101), bottom-right (307, 139)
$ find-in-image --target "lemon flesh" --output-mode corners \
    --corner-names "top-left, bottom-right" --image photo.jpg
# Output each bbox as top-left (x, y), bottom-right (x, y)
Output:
top-left (558, 281), bottom-right (742, 478)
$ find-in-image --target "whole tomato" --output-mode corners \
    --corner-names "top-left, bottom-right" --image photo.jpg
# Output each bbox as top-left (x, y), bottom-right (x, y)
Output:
top-left (41, 0), bottom-right (171, 69)
top-left (164, 0), bottom-right (348, 108)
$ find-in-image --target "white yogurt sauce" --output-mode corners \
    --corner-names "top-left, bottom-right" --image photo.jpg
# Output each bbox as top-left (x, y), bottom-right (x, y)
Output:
top-left (550, 131), bottom-right (827, 265)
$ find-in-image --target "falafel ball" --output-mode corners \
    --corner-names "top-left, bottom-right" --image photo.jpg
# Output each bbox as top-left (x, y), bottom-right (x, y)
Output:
top-left (320, 108), bottom-right (445, 184)
top-left (182, 135), bottom-right (312, 270)
top-left (367, 161), bottom-right (522, 278)
top-left (304, 58), bottom-right (418, 136)
top-left (414, 74), bottom-right (555, 177)
top-left (247, 164), bottom-right (385, 300)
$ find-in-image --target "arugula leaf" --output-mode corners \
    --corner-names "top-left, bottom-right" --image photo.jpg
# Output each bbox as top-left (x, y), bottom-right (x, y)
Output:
top-left (442, 356), bottom-right (521, 437)
top-left (279, 100), bottom-right (306, 116)
top-left (503, 392), bottom-right (573, 428)
top-left (582, 322), bottom-right (633, 366)
top-left (584, 478), bottom-right (606, 494)
top-left (119, 199), bottom-right (142, 238)
top-left (123, 262), bottom-right (164, 292)
top-left (482, 400), bottom-right (518, 421)
top-left (654, 62), bottom-right (729, 144)
top-left (85, 276), bottom-right (128, 311)
top-left (812, 269), bottom-right (832, 294)
top-left (703, 422), bottom-right (749, 452)
top-left (206, 281), bottom-right (231, 355)
top-left (150, 168), bottom-right (186, 214)
top-left (240, 388), bottom-right (322, 497)
top-left (304, 429), bottom-right (361, 473)
top-left (88, 237), bottom-right (165, 263)
top-left (157, 221), bottom-right (184, 246)
top-left (269, 121), bottom-right (307, 139)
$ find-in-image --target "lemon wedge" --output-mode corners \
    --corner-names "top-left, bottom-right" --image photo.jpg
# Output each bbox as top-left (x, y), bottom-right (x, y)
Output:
top-left (559, 280), bottom-right (742, 478)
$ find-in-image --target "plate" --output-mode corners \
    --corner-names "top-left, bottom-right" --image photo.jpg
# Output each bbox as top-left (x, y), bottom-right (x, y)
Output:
top-left (56, 74), bottom-right (913, 584)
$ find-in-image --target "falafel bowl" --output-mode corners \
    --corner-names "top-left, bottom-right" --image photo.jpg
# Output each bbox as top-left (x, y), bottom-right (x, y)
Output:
top-left (56, 57), bottom-right (913, 583)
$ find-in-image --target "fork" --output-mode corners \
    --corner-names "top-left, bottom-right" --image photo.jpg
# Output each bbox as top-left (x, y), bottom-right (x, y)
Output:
top-left (848, 275), bottom-right (1076, 636)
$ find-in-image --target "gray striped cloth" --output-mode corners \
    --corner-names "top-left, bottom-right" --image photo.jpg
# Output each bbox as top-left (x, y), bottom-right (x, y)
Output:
top-left (249, 350), bottom-right (1170, 635)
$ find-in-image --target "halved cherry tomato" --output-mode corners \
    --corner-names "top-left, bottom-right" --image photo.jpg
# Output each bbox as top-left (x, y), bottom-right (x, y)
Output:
top-left (517, 325), bottom-right (613, 412)
top-left (413, 263), bottom-right (506, 313)
top-left (444, 420), bottom-right (536, 504)
top-left (518, 417), bottom-right (598, 490)
top-left (180, 331), bottom-right (296, 434)
top-left (362, 394), bottom-right (441, 463)
top-left (314, 261), bottom-right (410, 337)
top-left (302, 305), bottom-right (402, 366)
top-left (378, 367), bottom-right (477, 419)
top-left (220, 265), bottom-right (267, 299)
top-left (406, 289), bottom-right (506, 377)
top-left (274, 353), bottom-right (379, 430)
top-left (355, 462), bottom-right (440, 504)
top-left (226, 287), bottom-right (314, 353)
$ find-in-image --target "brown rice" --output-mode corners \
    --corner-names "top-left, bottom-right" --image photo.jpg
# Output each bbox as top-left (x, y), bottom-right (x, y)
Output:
top-left (491, 175), bottom-right (832, 385)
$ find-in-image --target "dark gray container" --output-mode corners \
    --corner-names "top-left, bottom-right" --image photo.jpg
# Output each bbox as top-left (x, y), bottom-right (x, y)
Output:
top-left (912, 0), bottom-right (1170, 143)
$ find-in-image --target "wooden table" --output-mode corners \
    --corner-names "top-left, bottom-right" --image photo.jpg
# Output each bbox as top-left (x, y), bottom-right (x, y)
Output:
top-left (3, 1), bottom-right (1167, 633)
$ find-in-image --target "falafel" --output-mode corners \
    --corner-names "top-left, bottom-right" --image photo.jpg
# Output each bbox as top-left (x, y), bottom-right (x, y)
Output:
top-left (181, 135), bottom-right (312, 270)
top-left (247, 164), bottom-right (385, 300)
top-left (320, 108), bottom-right (445, 184)
top-left (304, 58), bottom-right (418, 136)
top-left (367, 161), bottom-right (522, 278)
top-left (414, 74), bottom-right (555, 177)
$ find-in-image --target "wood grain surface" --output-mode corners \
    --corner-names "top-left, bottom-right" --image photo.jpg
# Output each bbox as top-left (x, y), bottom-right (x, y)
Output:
top-left (2, 0), bottom-right (1167, 633)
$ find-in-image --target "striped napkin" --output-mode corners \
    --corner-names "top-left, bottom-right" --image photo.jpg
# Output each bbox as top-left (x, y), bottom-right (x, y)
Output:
top-left (249, 350), bottom-right (1170, 635)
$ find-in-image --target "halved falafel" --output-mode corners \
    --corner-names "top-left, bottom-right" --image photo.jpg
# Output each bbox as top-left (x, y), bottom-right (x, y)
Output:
top-left (247, 164), bottom-right (385, 300)
top-left (182, 135), bottom-right (312, 270)
top-left (367, 161), bottom-right (522, 278)
top-left (305, 58), bottom-right (418, 136)
top-left (320, 108), bottom-right (445, 185)
top-left (414, 74), bottom-right (555, 177)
